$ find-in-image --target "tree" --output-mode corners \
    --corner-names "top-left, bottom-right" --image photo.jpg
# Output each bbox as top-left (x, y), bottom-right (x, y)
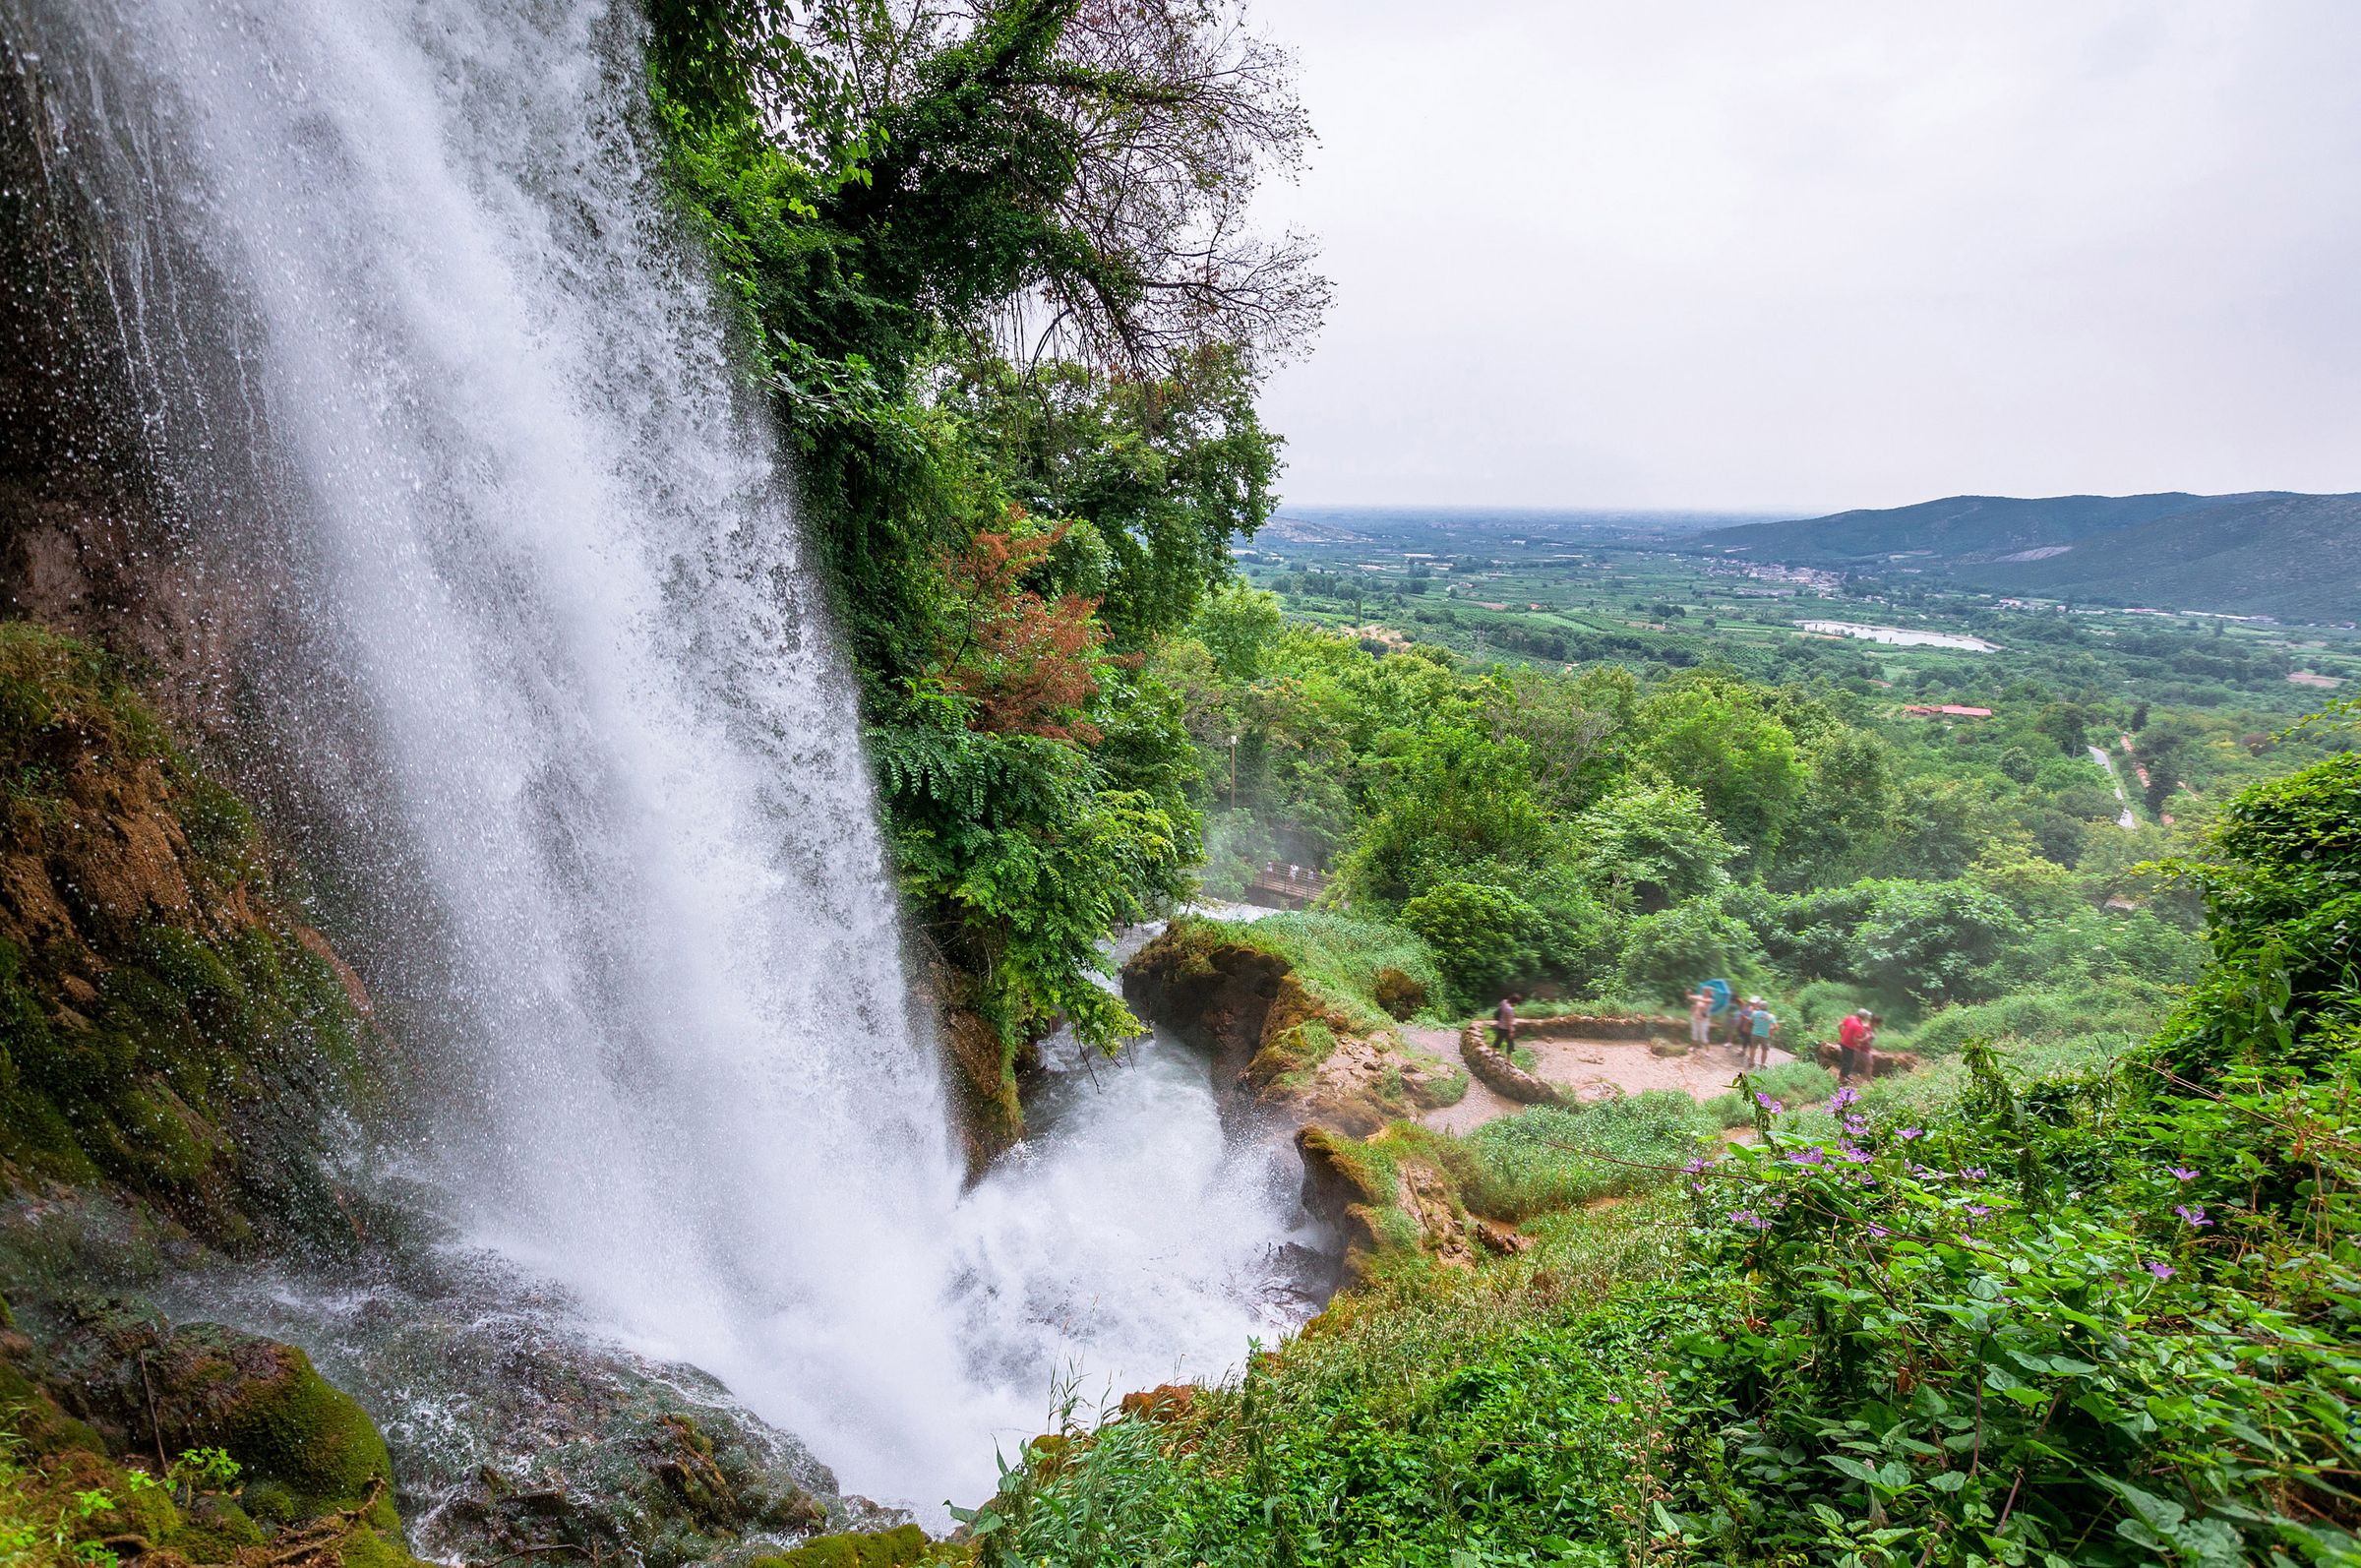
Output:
top-left (1340, 725), bottom-right (1554, 905)
top-left (1997, 746), bottom-right (2038, 785)
top-left (2034, 700), bottom-right (2089, 756)
top-left (1769, 727), bottom-right (1899, 889)
top-left (1618, 897), bottom-right (1761, 1004)
top-left (2139, 718), bottom-right (2197, 816)
top-left (1624, 680), bottom-right (1803, 865)
top-left (1399, 881), bottom-right (1544, 1007)
top-left (1191, 580), bottom-right (1284, 682)
top-left (1850, 881), bottom-right (2017, 1002)
top-left (1571, 782), bottom-right (1734, 913)
top-left (791, 0), bottom-right (1328, 374)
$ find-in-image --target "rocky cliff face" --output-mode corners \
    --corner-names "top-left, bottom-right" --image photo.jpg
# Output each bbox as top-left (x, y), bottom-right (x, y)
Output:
top-left (0, 36), bottom-right (290, 742)
top-left (0, 621), bottom-right (378, 1246)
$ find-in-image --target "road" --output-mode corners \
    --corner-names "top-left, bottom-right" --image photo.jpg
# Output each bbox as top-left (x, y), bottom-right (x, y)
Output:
top-left (2089, 744), bottom-right (2139, 830)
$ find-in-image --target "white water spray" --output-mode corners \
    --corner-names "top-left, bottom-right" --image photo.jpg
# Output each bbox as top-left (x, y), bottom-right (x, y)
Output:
top-left (10, 0), bottom-right (1312, 1510)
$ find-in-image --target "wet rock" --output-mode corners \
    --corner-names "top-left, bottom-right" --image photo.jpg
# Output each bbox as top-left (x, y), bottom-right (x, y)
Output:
top-left (1813, 1041), bottom-right (1921, 1077)
top-left (17, 1300), bottom-right (396, 1524)
top-left (152, 1248), bottom-right (882, 1568)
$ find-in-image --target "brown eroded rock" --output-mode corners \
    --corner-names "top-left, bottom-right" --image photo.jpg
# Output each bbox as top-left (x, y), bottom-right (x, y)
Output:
top-left (1117, 1384), bottom-right (1196, 1422)
top-left (1814, 1041), bottom-right (1921, 1079)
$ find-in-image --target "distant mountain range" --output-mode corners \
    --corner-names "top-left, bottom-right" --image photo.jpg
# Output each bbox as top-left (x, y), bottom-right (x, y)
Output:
top-left (1689, 492), bottom-right (2361, 621)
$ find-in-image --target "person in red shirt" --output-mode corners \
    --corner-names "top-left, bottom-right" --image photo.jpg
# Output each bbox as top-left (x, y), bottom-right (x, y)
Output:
top-left (1837, 1010), bottom-right (1872, 1083)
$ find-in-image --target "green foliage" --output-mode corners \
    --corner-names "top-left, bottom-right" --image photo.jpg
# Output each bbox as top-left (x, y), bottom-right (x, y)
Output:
top-left (1180, 912), bottom-right (1445, 1033)
top-left (1191, 583), bottom-right (1286, 683)
top-left (1618, 896), bottom-right (1762, 1004)
top-left (1847, 879), bottom-right (2018, 1002)
top-left (1339, 724), bottom-right (1554, 905)
top-left (1624, 679), bottom-right (1804, 866)
top-left (972, 754), bottom-right (2361, 1568)
top-left (1398, 882), bottom-right (1544, 1008)
top-left (1700, 1059), bottom-right (1837, 1127)
top-left (645, 2), bottom-right (1314, 1055)
top-left (1571, 781), bottom-right (1732, 912)
top-left (873, 700), bottom-right (1191, 1049)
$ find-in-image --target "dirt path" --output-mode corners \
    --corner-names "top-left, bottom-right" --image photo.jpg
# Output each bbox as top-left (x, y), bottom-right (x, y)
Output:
top-left (1409, 1026), bottom-right (1801, 1134)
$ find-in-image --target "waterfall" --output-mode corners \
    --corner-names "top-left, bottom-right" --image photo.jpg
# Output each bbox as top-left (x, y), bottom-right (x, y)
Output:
top-left (5, 0), bottom-right (1315, 1512)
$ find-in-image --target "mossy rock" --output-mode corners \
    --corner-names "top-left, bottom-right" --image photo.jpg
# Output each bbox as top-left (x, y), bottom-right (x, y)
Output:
top-left (38, 1311), bottom-right (394, 1525)
top-left (752, 1523), bottom-right (954, 1568)
top-left (1372, 966), bottom-right (1427, 1019)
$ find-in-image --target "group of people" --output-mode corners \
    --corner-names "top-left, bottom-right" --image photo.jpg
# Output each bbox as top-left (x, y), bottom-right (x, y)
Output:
top-left (1688, 987), bottom-right (1782, 1068)
top-left (1493, 987), bottom-right (1884, 1084)
top-left (1682, 985), bottom-right (1885, 1082)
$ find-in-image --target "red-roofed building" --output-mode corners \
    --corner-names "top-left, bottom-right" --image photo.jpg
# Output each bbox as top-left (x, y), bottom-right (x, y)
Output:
top-left (1902, 703), bottom-right (1994, 718)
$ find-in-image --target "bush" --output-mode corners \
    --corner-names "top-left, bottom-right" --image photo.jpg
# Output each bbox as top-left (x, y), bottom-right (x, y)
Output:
top-left (1616, 895), bottom-right (1762, 1004)
top-left (1371, 967), bottom-right (1427, 1019)
top-left (1700, 1059), bottom-right (1837, 1127)
top-left (1849, 878), bottom-right (2017, 1001)
top-left (1902, 976), bottom-right (2168, 1058)
top-left (1399, 880), bottom-right (1544, 1006)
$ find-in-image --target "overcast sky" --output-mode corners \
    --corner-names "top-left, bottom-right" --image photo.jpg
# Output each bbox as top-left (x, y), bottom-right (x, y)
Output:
top-left (1248, 1), bottom-right (2361, 513)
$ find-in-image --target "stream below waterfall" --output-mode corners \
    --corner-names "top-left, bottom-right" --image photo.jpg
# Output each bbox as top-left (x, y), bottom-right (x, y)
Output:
top-left (157, 932), bottom-right (1327, 1525)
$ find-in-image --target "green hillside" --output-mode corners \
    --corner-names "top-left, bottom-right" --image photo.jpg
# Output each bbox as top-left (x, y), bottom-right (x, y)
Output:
top-left (1957, 493), bottom-right (2361, 620)
top-left (1691, 491), bottom-right (2359, 621)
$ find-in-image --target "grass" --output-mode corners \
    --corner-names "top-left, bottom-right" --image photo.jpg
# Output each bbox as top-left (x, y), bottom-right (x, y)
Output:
top-left (985, 1195), bottom-right (1693, 1567)
top-left (1461, 1096), bottom-right (1717, 1220)
top-left (1892, 975), bottom-right (2172, 1058)
top-left (1191, 910), bottom-right (1448, 1030)
top-left (1699, 1059), bottom-right (1838, 1128)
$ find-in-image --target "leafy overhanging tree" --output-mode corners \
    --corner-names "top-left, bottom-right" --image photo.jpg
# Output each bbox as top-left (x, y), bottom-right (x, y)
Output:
top-left (643, 0), bottom-right (1326, 1064)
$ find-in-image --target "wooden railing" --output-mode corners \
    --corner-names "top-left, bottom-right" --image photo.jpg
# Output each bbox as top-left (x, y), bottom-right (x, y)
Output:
top-left (1245, 866), bottom-right (1326, 907)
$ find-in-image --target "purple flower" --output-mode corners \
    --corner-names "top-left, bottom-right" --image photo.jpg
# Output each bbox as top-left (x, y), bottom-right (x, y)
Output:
top-left (1787, 1147), bottom-right (1827, 1167)
top-left (1604, 1394), bottom-right (1622, 1405)
top-left (1827, 1087), bottom-right (1859, 1112)
top-left (2167, 1167), bottom-right (2197, 1182)
top-left (2147, 1261), bottom-right (2176, 1280)
top-left (1838, 1145), bottom-right (1874, 1165)
top-left (1867, 1223), bottom-right (1891, 1238)
top-left (1755, 1094), bottom-right (1785, 1114)
top-left (1897, 1128), bottom-right (1925, 1141)
top-left (1682, 1156), bottom-right (1712, 1175)
top-left (1844, 1116), bottom-right (1869, 1137)
top-left (1967, 1203), bottom-right (1993, 1219)
top-left (2174, 1204), bottom-right (2211, 1228)
top-left (1729, 1209), bottom-right (1774, 1231)
top-left (1959, 1167), bottom-right (1987, 1182)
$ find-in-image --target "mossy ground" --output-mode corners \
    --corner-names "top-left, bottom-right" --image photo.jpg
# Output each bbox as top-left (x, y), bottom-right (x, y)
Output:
top-left (752, 1522), bottom-right (972, 1568)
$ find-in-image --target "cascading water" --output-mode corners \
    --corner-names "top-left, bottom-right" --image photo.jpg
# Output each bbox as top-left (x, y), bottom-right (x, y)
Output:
top-left (5, 0), bottom-right (1315, 1512)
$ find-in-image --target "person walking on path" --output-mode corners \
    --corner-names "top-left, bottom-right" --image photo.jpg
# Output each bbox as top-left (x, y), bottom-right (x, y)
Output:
top-left (1748, 1000), bottom-right (1779, 1070)
top-left (1492, 993), bottom-right (1522, 1055)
